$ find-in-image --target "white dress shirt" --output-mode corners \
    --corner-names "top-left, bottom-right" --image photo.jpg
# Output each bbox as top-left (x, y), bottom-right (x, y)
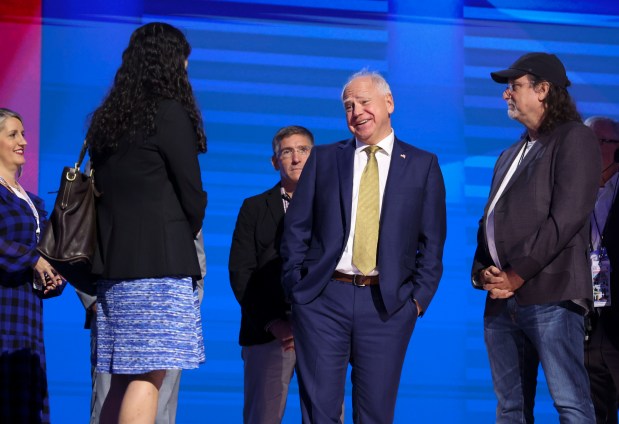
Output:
top-left (335, 130), bottom-right (394, 275)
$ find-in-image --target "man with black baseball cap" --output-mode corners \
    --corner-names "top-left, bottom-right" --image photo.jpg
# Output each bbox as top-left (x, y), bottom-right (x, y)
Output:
top-left (472, 52), bottom-right (600, 423)
top-left (490, 52), bottom-right (570, 88)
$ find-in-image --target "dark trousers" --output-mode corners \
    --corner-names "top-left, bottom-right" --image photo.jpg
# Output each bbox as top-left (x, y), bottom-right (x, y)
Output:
top-left (586, 312), bottom-right (619, 424)
top-left (292, 279), bottom-right (417, 424)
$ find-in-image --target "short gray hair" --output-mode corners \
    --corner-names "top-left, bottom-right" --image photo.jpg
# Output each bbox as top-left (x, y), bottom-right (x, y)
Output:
top-left (584, 115), bottom-right (619, 137)
top-left (341, 69), bottom-right (391, 101)
top-left (272, 125), bottom-right (315, 156)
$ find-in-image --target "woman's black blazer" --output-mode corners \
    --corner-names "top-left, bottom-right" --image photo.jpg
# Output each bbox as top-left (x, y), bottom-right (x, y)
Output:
top-left (91, 100), bottom-right (206, 280)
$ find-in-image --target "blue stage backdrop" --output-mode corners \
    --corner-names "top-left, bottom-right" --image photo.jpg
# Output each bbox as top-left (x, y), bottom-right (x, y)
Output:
top-left (12, 0), bottom-right (618, 422)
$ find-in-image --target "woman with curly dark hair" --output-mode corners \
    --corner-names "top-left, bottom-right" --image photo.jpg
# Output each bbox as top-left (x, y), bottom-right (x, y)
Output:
top-left (86, 22), bottom-right (207, 424)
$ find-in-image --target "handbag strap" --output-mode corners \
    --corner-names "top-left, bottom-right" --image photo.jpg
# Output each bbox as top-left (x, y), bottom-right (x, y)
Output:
top-left (66, 140), bottom-right (94, 184)
top-left (75, 140), bottom-right (88, 171)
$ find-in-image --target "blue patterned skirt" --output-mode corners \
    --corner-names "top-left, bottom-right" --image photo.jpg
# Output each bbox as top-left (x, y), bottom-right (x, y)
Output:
top-left (95, 276), bottom-right (205, 374)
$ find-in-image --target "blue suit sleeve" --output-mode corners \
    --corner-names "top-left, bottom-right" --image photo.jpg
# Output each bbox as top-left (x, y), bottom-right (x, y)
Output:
top-left (280, 148), bottom-right (317, 300)
top-left (411, 154), bottom-right (447, 312)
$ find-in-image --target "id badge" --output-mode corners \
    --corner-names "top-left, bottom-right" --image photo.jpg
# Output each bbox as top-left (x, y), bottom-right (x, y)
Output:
top-left (592, 248), bottom-right (612, 307)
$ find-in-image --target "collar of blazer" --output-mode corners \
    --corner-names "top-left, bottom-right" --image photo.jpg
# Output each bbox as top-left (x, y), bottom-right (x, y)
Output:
top-left (491, 135), bottom-right (546, 202)
top-left (0, 183), bottom-right (44, 222)
top-left (266, 182), bottom-right (285, 221)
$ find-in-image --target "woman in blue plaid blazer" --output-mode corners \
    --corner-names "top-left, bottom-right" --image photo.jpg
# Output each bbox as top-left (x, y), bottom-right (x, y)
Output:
top-left (0, 108), bottom-right (64, 423)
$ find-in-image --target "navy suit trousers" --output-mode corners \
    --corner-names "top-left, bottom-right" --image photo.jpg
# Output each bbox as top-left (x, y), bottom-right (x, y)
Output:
top-left (292, 279), bottom-right (417, 424)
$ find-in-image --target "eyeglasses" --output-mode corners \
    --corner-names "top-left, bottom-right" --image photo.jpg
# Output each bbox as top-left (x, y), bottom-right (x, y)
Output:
top-left (278, 146), bottom-right (312, 158)
top-left (505, 82), bottom-right (534, 93)
top-left (599, 138), bottom-right (619, 144)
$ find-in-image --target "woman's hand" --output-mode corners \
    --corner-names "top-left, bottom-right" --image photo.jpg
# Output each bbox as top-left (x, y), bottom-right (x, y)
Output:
top-left (33, 257), bottom-right (65, 294)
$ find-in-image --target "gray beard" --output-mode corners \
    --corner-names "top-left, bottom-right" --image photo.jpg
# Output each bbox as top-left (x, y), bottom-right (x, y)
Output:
top-left (507, 108), bottom-right (517, 120)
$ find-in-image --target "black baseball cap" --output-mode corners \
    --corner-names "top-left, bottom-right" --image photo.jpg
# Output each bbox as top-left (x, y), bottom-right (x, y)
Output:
top-left (491, 52), bottom-right (570, 88)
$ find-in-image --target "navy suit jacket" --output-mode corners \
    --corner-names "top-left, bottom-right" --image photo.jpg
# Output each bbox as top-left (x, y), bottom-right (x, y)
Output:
top-left (281, 136), bottom-right (446, 317)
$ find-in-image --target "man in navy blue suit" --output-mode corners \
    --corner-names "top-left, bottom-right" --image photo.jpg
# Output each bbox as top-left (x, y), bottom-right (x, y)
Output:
top-left (281, 70), bottom-right (447, 423)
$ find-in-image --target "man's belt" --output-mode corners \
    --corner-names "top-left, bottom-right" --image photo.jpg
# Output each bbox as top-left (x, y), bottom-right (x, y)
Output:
top-left (332, 271), bottom-right (379, 287)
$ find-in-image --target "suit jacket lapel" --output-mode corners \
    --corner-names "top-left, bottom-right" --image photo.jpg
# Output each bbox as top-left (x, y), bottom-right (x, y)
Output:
top-left (501, 138), bottom-right (545, 196)
top-left (486, 136), bottom-right (547, 208)
top-left (338, 139), bottom-right (355, 237)
top-left (487, 142), bottom-right (522, 205)
top-left (0, 184), bottom-right (30, 214)
top-left (265, 183), bottom-right (285, 225)
top-left (253, 183), bottom-right (285, 268)
top-left (381, 138), bottom-right (409, 225)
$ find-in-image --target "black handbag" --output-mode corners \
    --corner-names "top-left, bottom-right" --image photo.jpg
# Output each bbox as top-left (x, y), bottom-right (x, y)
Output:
top-left (37, 141), bottom-right (99, 295)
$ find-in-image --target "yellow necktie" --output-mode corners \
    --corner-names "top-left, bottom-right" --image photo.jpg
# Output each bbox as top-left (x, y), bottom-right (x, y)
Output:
top-left (352, 145), bottom-right (380, 275)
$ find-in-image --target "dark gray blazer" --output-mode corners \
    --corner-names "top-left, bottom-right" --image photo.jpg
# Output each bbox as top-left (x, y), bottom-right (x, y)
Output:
top-left (472, 121), bottom-right (600, 314)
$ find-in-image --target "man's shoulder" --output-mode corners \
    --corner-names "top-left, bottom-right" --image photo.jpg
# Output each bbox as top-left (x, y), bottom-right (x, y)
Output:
top-left (394, 137), bottom-right (438, 161)
top-left (242, 183), bottom-right (281, 205)
top-left (550, 120), bottom-right (590, 137)
top-left (314, 138), bottom-right (353, 153)
top-left (542, 121), bottom-right (596, 151)
top-left (557, 120), bottom-right (586, 131)
top-left (314, 137), bottom-right (441, 161)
